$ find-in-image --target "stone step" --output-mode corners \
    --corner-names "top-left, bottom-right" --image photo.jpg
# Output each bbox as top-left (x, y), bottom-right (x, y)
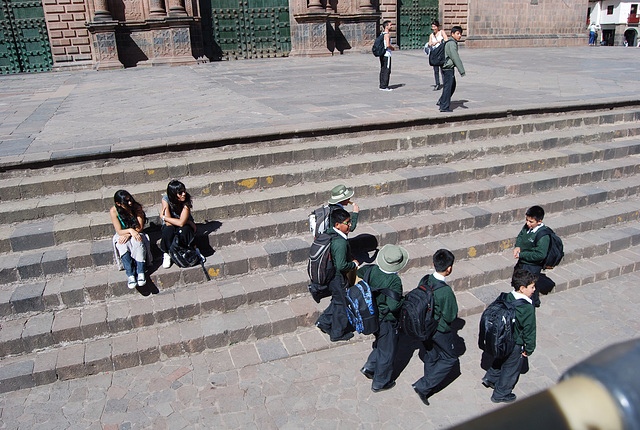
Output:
top-left (1, 155), bottom-right (639, 286)
top-left (1, 203), bottom-right (639, 358)
top-left (1, 108), bottom-right (637, 202)
top-left (1, 134), bottom-right (639, 255)
top-left (2, 116), bottom-right (639, 228)
top-left (1, 242), bottom-right (639, 394)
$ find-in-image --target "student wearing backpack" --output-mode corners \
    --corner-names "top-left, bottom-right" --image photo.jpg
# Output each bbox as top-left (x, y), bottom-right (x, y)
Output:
top-left (427, 20), bottom-right (448, 91)
top-left (481, 269), bottom-right (537, 403)
top-left (310, 184), bottom-right (359, 237)
top-left (513, 205), bottom-right (553, 306)
top-left (437, 26), bottom-right (465, 113)
top-left (359, 244), bottom-right (408, 392)
top-left (316, 208), bottom-right (360, 341)
top-left (378, 20), bottom-right (395, 91)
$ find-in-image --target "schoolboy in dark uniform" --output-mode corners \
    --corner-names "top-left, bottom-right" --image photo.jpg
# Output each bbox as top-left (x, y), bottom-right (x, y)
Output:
top-left (316, 208), bottom-right (359, 342)
top-left (359, 244), bottom-right (408, 392)
top-left (513, 205), bottom-right (549, 307)
top-left (327, 184), bottom-right (359, 233)
top-left (412, 249), bottom-right (460, 405)
top-left (482, 269), bottom-right (537, 403)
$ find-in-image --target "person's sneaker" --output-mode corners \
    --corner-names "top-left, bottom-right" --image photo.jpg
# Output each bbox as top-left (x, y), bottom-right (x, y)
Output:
top-left (127, 275), bottom-right (137, 289)
top-left (162, 253), bottom-right (172, 269)
top-left (379, 87), bottom-right (393, 91)
top-left (491, 393), bottom-right (517, 403)
top-left (481, 378), bottom-right (495, 389)
top-left (371, 381), bottom-right (396, 393)
top-left (360, 367), bottom-right (374, 380)
top-left (137, 273), bottom-right (146, 287)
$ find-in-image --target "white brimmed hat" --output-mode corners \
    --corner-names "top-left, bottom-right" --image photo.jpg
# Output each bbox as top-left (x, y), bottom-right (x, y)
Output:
top-left (376, 244), bottom-right (409, 273)
top-left (328, 184), bottom-right (354, 205)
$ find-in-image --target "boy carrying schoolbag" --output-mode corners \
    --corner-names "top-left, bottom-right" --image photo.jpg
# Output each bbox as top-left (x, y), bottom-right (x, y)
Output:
top-left (356, 245), bottom-right (407, 393)
top-left (513, 205), bottom-right (564, 307)
top-left (309, 184), bottom-right (359, 237)
top-left (479, 269), bottom-right (538, 404)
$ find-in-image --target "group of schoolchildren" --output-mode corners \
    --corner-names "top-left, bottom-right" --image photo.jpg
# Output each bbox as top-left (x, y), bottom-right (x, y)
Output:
top-left (312, 184), bottom-right (554, 405)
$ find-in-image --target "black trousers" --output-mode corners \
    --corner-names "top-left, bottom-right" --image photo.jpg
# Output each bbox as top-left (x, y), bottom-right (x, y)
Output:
top-left (483, 345), bottom-right (525, 400)
top-left (379, 56), bottom-right (391, 89)
top-left (364, 319), bottom-right (399, 389)
top-left (413, 331), bottom-right (460, 395)
top-left (160, 224), bottom-right (195, 253)
top-left (316, 273), bottom-right (353, 341)
top-left (437, 68), bottom-right (456, 111)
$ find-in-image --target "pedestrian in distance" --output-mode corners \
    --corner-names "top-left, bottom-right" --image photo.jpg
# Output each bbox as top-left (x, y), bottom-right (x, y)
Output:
top-left (481, 268), bottom-right (538, 403)
top-left (160, 180), bottom-right (204, 268)
top-left (359, 244), bottom-right (408, 393)
top-left (110, 190), bottom-right (150, 289)
top-left (437, 26), bottom-right (465, 113)
top-left (427, 20), bottom-right (448, 90)
top-left (315, 208), bottom-right (360, 341)
top-left (379, 20), bottom-right (395, 91)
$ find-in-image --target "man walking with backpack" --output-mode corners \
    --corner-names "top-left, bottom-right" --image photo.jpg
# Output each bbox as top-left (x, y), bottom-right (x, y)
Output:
top-left (315, 208), bottom-right (360, 341)
top-left (359, 244), bottom-right (408, 393)
top-left (437, 26), bottom-right (465, 113)
top-left (309, 184), bottom-right (359, 237)
top-left (480, 269), bottom-right (537, 403)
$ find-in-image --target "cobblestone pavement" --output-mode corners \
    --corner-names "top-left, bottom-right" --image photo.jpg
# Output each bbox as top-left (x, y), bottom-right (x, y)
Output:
top-left (1, 46), bottom-right (639, 167)
top-left (1, 271), bottom-right (639, 429)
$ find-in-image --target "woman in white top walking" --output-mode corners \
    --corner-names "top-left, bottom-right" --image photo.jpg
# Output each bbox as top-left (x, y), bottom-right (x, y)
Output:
top-left (428, 20), bottom-right (448, 90)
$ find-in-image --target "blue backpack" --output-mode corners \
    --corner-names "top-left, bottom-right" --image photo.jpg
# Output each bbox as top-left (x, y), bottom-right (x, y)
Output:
top-left (346, 266), bottom-right (401, 335)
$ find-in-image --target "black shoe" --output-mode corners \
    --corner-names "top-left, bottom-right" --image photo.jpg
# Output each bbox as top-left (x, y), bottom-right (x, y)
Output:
top-left (491, 393), bottom-right (517, 403)
top-left (316, 323), bottom-right (330, 335)
top-left (481, 378), bottom-right (495, 389)
top-left (372, 381), bottom-right (396, 393)
top-left (440, 109), bottom-right (453, 113)
top-left (436, 101), bottom-right (441, 106)
top-left (433, 86), bottom-right (440, 91)
top-left (330, 332), bottom-right (354, 342)
top-left (360, 367), bottom-right (374, 380)
top-left (413, 386), bottom-right (430, 405)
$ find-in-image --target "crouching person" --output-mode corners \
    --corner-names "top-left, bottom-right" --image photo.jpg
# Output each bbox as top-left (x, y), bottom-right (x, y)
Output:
top-left (359, 244), bottom-right (408, 392)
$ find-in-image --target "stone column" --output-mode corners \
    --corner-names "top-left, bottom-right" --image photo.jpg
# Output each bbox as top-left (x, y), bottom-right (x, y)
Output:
top-left (358, 0), bottom-right (374, 12)
top-left (167, 0), bottom-right (187, 16)
top-left (149, 0), bottom-right (167, 17)
top-left (93, 0), bottom-right (113, 20)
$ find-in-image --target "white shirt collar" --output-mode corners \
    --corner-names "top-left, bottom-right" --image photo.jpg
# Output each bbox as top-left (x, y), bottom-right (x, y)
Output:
top-left (433, 272), bottom-right (446, 281)
top-left (511, 290), bottom-right (533, 304)
top-left (530, 222), bottom-right (544, 233)
top-left (334, 228), bottom-right (348, 240)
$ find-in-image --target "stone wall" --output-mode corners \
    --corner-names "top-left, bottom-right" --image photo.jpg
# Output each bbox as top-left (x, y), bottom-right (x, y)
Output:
top-left (43, 0), bottom-right (94, 69)
top-left (442, 0), bottom-right (589, 48)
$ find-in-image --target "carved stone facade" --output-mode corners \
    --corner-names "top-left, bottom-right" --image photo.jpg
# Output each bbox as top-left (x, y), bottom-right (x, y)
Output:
top-left (289, 0), bottom-right (379, 56)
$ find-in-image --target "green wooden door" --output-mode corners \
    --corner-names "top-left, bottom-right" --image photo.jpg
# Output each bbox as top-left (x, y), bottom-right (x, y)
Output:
top-left (0, 0), bottom-right (52, 74)
top-left (398, 0), bottom-right (437, 49)
top-left (209, 0), bottom-right (290, 59)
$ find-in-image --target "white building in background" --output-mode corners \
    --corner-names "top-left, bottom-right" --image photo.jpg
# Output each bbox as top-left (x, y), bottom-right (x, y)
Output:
top-left (588, 0), bottom-right (639, 46)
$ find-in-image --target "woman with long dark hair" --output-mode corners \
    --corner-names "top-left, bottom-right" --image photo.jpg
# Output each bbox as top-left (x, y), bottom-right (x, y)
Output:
top-left (428, 20), bottom-right (448, 90)
top-left (160, 180), bottom-right (202, 268)
top-left (110, 190), bottom-right (149, 289)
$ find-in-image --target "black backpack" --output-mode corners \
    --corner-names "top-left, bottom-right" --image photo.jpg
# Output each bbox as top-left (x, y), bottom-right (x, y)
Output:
top-left (345, 266), bottom-right (402, 335)
top-left (372, 33), bottom-right (386, 57)
top-left (169, 231), bottom-right (200, 268)
top-left (478, 293), bottom-right (527, 360)
top-left (428, 40), bottom-right (448, 67)
top-left (534, 226), bottom-right (564, 269)
top-left (399, 274), bottom-right (445, 341)
top-left (309, 205), bottom-right (333, 238)
top-left (307, 232), bottom-right (337, 303)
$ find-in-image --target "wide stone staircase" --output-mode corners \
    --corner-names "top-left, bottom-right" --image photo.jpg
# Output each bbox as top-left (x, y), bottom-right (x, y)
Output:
top-left (1, 107), bottom-right (639, 393)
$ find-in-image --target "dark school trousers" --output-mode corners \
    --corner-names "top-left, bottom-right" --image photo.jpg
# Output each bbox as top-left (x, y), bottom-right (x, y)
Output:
top-left (316, 272), bottom-right (353, 341)
top-left (413, 330), bottom-right (460, 396)
top-left (379, 55), bottom-right (391, 89)
top-left (364, 319), bottom-right (399, 389)
top-left (483, 345), bottom-right (525, 400)
top-left (437, 68), bottom-right (456, 111)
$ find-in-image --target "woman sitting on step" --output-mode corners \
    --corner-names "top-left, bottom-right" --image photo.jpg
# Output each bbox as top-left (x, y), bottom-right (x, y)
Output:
top-left (160, 180), bottom-right (203, 268)
top-left (110, 190), bottom-right (150, 289)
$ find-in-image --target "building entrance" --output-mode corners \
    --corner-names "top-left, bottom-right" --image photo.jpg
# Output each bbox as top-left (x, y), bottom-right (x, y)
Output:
top-left (397, 0), bottom-right (438, 49)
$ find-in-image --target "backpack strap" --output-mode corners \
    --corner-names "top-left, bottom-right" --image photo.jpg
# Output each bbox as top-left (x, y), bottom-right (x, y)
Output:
top-left (532, 226), bottom-right (552, 245)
